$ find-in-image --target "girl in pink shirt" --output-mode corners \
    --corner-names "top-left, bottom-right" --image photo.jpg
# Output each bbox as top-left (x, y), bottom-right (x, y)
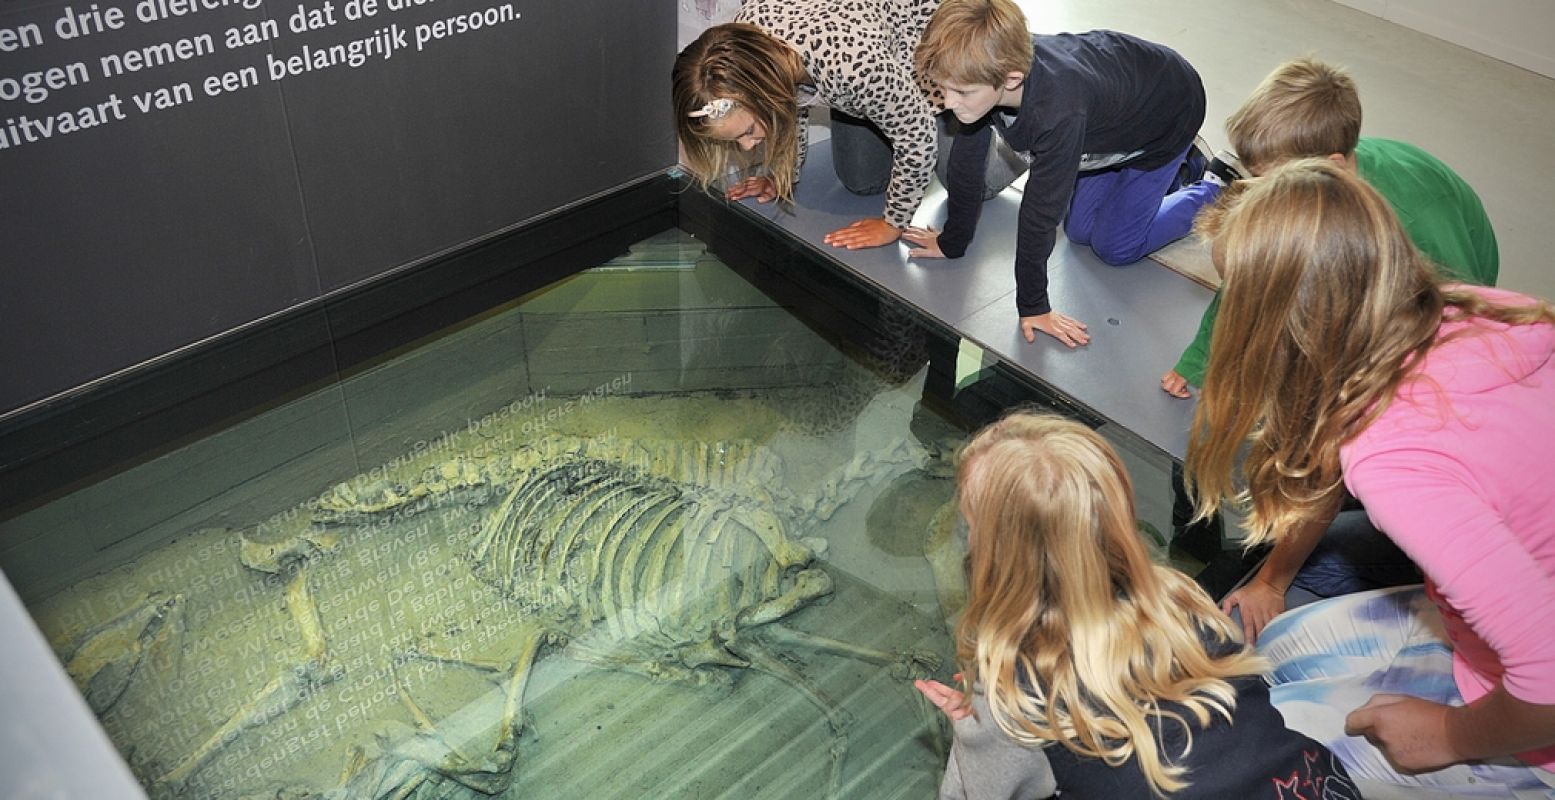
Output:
top-left (1185, 159), bottom-right (1555, 797)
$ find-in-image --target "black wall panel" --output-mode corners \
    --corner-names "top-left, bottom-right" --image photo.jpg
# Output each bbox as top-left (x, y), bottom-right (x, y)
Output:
top-left (0, 0), bottom-right (676, 414)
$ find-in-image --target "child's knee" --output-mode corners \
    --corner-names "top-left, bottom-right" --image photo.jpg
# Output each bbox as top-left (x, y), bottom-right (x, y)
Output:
top-left (1087, 215), bottom-right (1155, 264)
top-left (838, 174), bottom-right (889, 195)
top-left (1064, 218), bottom-right (1095, 247)
top-left (1092, 239), bottom-right (1147, 266)
top-left (832, 158), bottom-right (889, 195)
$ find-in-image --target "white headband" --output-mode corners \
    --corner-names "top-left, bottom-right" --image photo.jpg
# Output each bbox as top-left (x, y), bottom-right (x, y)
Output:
top-left (688, 98), bottom-right (736, 120)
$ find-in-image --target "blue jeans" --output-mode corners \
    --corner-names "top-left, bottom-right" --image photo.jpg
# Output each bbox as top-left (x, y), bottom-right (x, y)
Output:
top-left (1291, 503), bottom-right (1422, 598)
top-left (838, 111), bottom-right (1032, 201)
top-left (830, 109), bottom-right (893, 196)
top-left (1064, 147), bottom-right (1221, 266)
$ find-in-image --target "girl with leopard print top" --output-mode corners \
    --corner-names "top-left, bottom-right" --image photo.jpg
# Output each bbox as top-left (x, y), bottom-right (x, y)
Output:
top-left (673, 0), bottom-right (940, 251)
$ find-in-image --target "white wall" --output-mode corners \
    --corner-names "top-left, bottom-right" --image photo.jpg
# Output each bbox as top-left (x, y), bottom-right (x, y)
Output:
top-left (1332, 0), bottom-right (1555, 78)
top-left (678, 0), bottom-right (740, 49)
top-left (1023, 0), bottom-right (1555, 306)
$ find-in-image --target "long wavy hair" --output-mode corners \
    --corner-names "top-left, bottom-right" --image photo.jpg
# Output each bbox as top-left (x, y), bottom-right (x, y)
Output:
top-left (672, 23), bottom-right (805, 203)
top-left (1186, 159), bottom-right (1554, 542)
top-left (956, 411), bottom-right (1264, 796)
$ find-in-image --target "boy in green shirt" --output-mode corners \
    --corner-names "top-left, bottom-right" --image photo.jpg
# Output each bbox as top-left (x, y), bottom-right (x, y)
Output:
top-left (1167, 59), bottom-right (1499, 642)
top-left (1164, 58), bottom-right (1498, 396)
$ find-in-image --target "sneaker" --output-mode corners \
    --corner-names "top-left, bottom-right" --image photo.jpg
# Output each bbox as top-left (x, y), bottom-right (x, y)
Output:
top-left (1171, 135), bottom-right (1212, 194)
top-left (1204, 149), bottom-right (1248, 187)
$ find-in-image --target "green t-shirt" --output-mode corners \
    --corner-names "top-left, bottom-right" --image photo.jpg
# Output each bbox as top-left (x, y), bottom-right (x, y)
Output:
top-left (1174, 137), bottom-right (1499, 386)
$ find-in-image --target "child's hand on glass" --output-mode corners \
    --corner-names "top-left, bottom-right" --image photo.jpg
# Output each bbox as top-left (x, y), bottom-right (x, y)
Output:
top-left (914, 678), bottom-right (972, 722)
top-left (726, 176), bottom-right (777, 203)
top-left (902, 226), bottom-right (945, 258)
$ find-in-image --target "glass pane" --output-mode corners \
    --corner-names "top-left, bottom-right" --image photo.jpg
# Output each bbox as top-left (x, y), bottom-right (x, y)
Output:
top-left (0, 228), bottom-right (1181, 798)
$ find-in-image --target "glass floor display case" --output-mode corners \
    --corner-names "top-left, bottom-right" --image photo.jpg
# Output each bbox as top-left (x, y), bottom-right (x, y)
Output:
top-left (0, 221), bottom-right (1194, 799)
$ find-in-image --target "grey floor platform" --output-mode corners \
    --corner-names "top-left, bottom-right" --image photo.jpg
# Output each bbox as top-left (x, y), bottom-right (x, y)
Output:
top-left (732, 140), bottom-right (1210, 462)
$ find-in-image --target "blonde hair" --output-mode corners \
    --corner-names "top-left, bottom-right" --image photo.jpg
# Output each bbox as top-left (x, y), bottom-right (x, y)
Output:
top-left (957, 411), bottom-right (1265, 797)
top-left (673, 23), bottom-right (806, 204)
top-left (1225, 57), bottom-right (1362, 175)
top-left (1187, 159), bottom-right (1555, 543)
top-left (916, 0), bottom-right (1033, 87)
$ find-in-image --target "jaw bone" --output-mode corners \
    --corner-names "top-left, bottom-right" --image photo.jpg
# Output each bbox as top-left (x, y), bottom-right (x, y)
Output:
top-left (239, 526), bottom-right (342, 574)
top-left (60, 592), bottom-right (186, 715)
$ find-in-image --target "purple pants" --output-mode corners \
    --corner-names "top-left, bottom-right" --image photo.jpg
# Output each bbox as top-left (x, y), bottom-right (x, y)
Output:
top-left (1064, 147), bottom-right (1221, 266)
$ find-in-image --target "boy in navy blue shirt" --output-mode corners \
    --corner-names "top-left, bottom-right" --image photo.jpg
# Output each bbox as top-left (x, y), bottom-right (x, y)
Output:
top-left (907, 0), bottom-right (1234, 347)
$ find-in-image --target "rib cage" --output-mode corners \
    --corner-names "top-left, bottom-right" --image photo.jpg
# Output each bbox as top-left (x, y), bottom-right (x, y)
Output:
top-left (306, 434), bottom-right (872, 668)
top-left (466, 442), bottom-right (813, 646)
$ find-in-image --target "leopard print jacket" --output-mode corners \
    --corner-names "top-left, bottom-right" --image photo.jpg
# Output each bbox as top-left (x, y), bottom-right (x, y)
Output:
top-left (735, 0), bottom-right (940, 229)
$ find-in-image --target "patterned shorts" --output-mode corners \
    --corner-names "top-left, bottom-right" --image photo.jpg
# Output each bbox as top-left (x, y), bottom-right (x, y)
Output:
top-left (1259, 585), bottom-right (1555, 799)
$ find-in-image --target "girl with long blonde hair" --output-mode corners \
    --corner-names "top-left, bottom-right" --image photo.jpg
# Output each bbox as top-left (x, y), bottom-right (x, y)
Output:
top-left (673, 0), bottom-right (941, 251)
top-left (1187, 159), bottom-right (1555, 796)
top-left (916, 411), bottom-right (1354, 798)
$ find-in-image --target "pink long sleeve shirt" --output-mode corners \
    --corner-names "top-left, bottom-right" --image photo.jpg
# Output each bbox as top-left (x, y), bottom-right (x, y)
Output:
top-left (1341, 286), bottom-right (1555, 769)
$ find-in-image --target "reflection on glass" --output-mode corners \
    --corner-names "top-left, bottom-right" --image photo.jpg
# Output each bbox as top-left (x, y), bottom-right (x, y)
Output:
top-left (3, 229), bottom-right (1176, 798)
